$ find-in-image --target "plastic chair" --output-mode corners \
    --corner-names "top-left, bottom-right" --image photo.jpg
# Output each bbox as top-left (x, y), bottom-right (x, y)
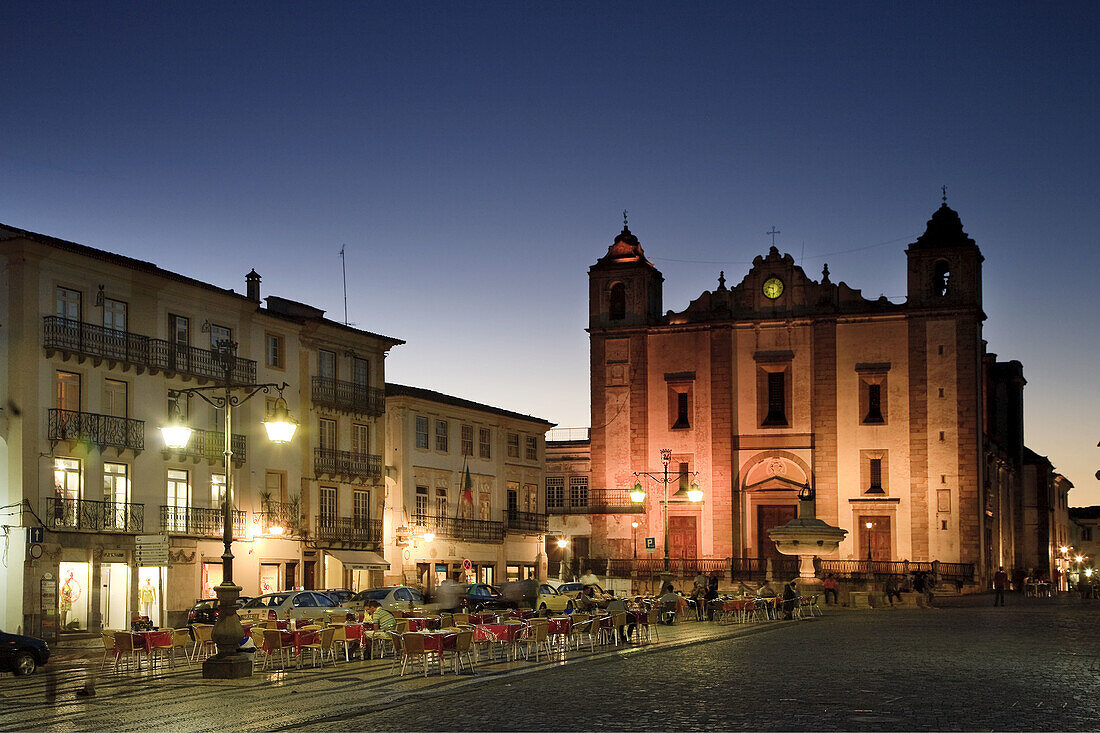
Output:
top-left (262, 629), bottom-right (291, 670)
top-left (170, 628), bottom-right (192, 667)
top-left (191, 624), bottom-right (216, 661)
top-left (519, 622), bottom-right (551, 662)
top-left (400, 632), bottom-right (430, 677)
top-left (443, 630), bottom-right (475, 674)
top-left (113, 631), bottom-right (141, 673)
top-left (299, 628), bottom-right (334, 668)
top-left (147, 630), bottom-right (175, 669)
top-left (249, 628), bottom-right (268, 670)
top-left (100, 631), bottom-right (117, 671)
top-left (387, 631), bottom-right (404, 672)
top-left (331, 625), bottom-right (350, 662)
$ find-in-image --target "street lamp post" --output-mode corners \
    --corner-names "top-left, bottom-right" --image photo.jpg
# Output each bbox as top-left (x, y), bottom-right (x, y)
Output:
top-left (160, 340), bottom-right (297, 679)
top-left (631, 521), bottom-right (639, 560)
top-left (630, 448), bottom-right (703, 573)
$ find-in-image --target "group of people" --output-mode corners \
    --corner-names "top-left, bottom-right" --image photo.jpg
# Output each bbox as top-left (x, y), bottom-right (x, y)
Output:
top-left (690, 573), bottom-right (721, 620)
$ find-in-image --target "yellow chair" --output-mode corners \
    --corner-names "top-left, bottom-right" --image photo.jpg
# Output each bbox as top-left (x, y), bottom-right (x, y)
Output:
top-left (170, 628), bottom-right (192, 666)
top-left (519, 622), bottom-right (551, 662)
top-left (100, 631), bottom-right (117, 671)
top-left (443, 630), bottom-right (475, 674)
top-left (262, 628), bottom-right (291, 670)
top-left (113, 631), bottom-right (141, 673)
top-left (191, 624), bottom-right (216, 661)
top-left (400, 632), bottom-right (430, 677)
top-left (299, 627), bottom-right (335, 668)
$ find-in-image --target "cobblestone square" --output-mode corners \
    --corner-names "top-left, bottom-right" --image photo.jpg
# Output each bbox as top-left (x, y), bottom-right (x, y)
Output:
top-left (2, 595), bottom-right (1098, 731)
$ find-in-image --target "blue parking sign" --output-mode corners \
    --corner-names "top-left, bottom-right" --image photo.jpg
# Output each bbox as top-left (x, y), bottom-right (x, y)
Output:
top-left (644, 537), bottom-right (656, 550)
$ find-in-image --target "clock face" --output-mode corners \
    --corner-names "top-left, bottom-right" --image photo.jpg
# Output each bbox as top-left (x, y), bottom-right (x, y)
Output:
top-left (762, 276), bottom-right (784, 299)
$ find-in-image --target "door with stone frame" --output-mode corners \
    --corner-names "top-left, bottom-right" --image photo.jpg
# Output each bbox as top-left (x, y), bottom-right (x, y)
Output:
top-left (668, 515), bottom-right (698, 559)
top-left (756, 504), bottom-right (797, 560)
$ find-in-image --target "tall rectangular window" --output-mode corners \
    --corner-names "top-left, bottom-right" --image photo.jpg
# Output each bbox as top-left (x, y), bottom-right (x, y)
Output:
top-left (319, 418), bottom-right (337, 451)
top-left (435, 420), bottom-right (448, 452)
top-left (319, 486), bottom-right (337, 523)
top-left (525, 436), bottom-right (538, 461)
top-left (166, 469), bottom-right (190, 532)
top-left (265, 470), bottom-right (287, 503)
top-left (103, 462), bottom-right (128, 529)
top-left (678, 462), bottom-right (690, 492)
top-left (209, 323), bottom-right (232, 350)
top-left (318, 349), bottom-right (336, 380)
top-left (763, 371), bottom-right (787, 426)
top-left (352, 423), bottom-right (369, 455)
top-left (861, 451), bottom-right (889, 495)
top-left (435, 487), bottom-right (448, 516)
top-left (211, 473), bottom-right (227, 508)
top-left (56, 287), bottom-right (81, 321)
top-left (507, 433), bottom-right (520, 459)
top-left (415, 486), bottom-right (428, 517)
top-left (265, 333), bottom-right (284, 368)
top-left (461, 425), bottom-right (474, 457)
top-left (170, 314), bottom-right (190, 346)
top-left (352, 357), bottom-right (369, 386)
top-left (569, 476), bottom-right (589, 507)
top-left (869, 459), bottom-right (882, 492)
top-left (479, 428), bottom-right (491, 459)
top-left (546, 477), bottom-right (564, 509)
top-left (103, 379), bottom-right (127, 418)
top-left (102, 298), bottom-right (127, 332)
top-left (54, 458), bottom-right (82, 501)
top-left (524, 483), bottom-right (538, 513)
top-left (56, 371), bottom-right (81, 411)
top-left (353, 489), bottom-right (370, 527)
top-left (507, 482), bottom-right (519, 512)
top-left (415, 416), bottom-right (429, 450)
top-left (478, 491), bottom-right (491, 521)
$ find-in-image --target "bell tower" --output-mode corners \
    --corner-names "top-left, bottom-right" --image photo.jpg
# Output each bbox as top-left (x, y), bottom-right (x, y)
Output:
top-left (906, 198), bottom-right (984, 311)
top-left (588, 222), bottom-right (663, 329)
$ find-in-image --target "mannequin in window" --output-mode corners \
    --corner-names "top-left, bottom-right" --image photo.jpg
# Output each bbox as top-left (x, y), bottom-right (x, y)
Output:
top-left (139, 578), bottom-right (157, 621)
top-left (60, 572), bottom-right (76, 628)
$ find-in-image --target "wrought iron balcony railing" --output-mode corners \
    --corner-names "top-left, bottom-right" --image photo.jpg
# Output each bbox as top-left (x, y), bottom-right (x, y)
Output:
top-left (311, 376), bottom-right (385, 416)
top-left (160, 505), bottom-right (247, 537)
top-left (313, 448), bottom-right (382, 481)
top-left (546, 488), bottom-right (645, 515)
top-left (413, 513), bottom-right (505, 543)
top-left (258, 500), bottom-right (301, 537)
top-left (505, 509), bottom-right (548, 533)
top-left (48, 408), bottom-right (144, 452)
top-left (314, 516), bottom-right (383, 546)
top-left (163, 428), bottom-right (246, 464)
top-left (43, 316), bottom-right (257, 384)
top-left (43, 497), bottom-right (144, 533)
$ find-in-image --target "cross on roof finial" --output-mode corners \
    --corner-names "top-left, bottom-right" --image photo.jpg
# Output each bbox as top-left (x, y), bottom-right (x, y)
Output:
top-left (942, 185), bottom-right (947, 204)
top-left (623, 209), bottom-right (629, 228)
top-left (766, 226), bottom-right (781, 246)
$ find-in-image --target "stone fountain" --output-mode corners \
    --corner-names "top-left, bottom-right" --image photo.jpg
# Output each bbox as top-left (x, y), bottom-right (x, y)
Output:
top-left (766, 487), bottom-right (847, 591)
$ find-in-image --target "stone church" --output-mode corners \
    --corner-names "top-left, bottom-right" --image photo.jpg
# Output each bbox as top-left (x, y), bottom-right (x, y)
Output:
top-left (552, 201), bottom-right (1024, 585)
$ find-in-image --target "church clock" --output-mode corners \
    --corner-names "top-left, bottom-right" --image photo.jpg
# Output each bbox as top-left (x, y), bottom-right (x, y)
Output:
top-left (762, 276), bottom-right (784, 299)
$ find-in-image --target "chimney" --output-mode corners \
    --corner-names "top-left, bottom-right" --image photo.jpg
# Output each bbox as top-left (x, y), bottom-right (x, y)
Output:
top-left (245, 269), bottom-right (261, 302)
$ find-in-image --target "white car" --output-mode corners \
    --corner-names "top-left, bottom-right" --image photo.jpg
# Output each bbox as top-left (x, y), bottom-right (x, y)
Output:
top-left (342, 586), bottom-right (435, 614)
top-left (239, 591), bottom-right (348, 623)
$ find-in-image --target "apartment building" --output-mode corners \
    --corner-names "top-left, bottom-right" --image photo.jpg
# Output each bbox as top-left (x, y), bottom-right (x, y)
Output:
top-left (0, 223), bottom-right (401, 634)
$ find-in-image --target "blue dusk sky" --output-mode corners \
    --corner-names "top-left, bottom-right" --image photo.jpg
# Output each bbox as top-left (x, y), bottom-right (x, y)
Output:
top-left (2, 3), bottom-right (1097, 502)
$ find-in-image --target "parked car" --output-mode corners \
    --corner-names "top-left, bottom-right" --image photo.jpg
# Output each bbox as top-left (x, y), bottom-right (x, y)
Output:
top-left (501, 580), bottom-right (573, 614)
top-left (238, 591), bottom-right (347, 623)
top-left (186, 597), bottom-right (253, 627)
top-left (557, 581), bottom-right (613, 608)
top-left (342, 586), bottom-right (433, 615)
top-left (0, 630), bottom-right (49, 675)
top-left (435, 582), bottom-right (517, 612)
top-left (323, 589), bottom-right (354, 605)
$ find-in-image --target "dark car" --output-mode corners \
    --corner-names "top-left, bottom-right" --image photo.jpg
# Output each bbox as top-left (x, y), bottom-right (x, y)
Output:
top-left (323, 589), bottom-right (354, 605)
top-left (0, 630), bottom-right (49, 675)
top-left (439, 583), bottom-right (517, 612)
top-left (186, 596), bottom-right (253, 626)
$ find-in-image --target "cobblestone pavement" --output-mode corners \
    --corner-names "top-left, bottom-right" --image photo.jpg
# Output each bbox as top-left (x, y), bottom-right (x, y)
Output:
top-left (3, 595), bottom-right (1099, 731)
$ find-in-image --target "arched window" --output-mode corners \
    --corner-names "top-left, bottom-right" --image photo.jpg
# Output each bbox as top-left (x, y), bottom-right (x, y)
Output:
top-left (933, 260), bottom-right (951, 297)
top-left (609, 282), bottom-right (626, 320)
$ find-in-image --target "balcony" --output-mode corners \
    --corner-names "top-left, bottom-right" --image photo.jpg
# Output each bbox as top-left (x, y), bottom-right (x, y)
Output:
top-left (162, 428), bottom-right (246, 465)
top-left (314, 516), bottom-right (382, 546)
top-left (314, 448), bottom-right (382, 482)
top-left (414, 514), bottom-right (505, 543)
top-left (48, 408), bottom-right (144, 452)
top-left (311, 376), bottom-right (384, 416)
top-left (160, 505), bottom-right (247, 538)
top-left (43, 316), bottom-right (257, 385)
top-left (547, 488), bottom-right (645, 515)
top-left (258, 500), bottom-right (301, 538)
top-left (505, 509), bottom-right (548, 533)
top-left (43, 497), bottom-right (144, 533)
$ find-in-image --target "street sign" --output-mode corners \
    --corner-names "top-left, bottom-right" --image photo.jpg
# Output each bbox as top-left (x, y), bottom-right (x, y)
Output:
top-left (645, 537), bottom-right (656, 550)
top-left (136, 534), bottom-right (170, 567)
top-left (28, 527), bottom-right (44, 544)
top-left (462, 558), bottom-right (472, 572)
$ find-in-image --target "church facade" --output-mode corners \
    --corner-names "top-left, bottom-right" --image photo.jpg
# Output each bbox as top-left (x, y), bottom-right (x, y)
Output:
top-left (570, 202), bottom-right (1012, 583)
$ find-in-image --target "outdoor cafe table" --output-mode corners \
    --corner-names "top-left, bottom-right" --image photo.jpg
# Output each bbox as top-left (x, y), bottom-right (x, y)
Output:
top-left (277, 628), bottom-right (321, 665)
top-left (547, 616), bottom-right (572, 634)
top-left (467, 612), bottom-right (496, 624)
top-left (473, 622), bottom-right (525, 660)
top-left (403, 617), bottom-right (439, 632)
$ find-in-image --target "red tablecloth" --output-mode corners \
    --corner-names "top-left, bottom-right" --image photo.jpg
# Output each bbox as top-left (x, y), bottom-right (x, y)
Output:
top-left (722, 599), bottom-right (754, 612)
top-left (133, 630), bottom-right (171, 653)
top-left (629, 609), bottom-right (648, 625)
top-left (417, 631), bottom-right (458, 652)
top-left (547, 617), bottom-right (572, 634)
top-left (510, 609), bottom-right (535, 619)
top-left (404, 617), bottom-right (437, 631)
top-left (474, 623), bottom-right (525, 642)
top-left (278, 629), bottom-right (320, 655)
top-left (338, 623), bottom-right (364, 641)
top-left (468, 612), bottom-right (496, 624)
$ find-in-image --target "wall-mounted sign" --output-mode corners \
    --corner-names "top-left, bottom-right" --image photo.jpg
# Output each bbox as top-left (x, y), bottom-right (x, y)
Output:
top-left (28, 527), bottom-right (44, 544)
top-left (135, 534), bottom-right (169, 567)
top-left (29, 544), bottom-right (43, 560)
top-left (101, 550), bottom-right (126, 562)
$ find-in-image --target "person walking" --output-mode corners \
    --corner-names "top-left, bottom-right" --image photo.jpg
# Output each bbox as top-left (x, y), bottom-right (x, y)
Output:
top-left (993, 566), bottom-right (1008, 606)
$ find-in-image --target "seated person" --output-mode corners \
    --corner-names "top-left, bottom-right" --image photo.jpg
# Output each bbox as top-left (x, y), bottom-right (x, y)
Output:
top-left (574, 586), bottom-right (598, 612)
top-left (363, 600), bottom-right (397, 633)
top-left (757, 581), bottom-right (778, 598)
top-left (884, 576), bottom-right (902, 605)
top-left (657, 584), bottom-right (680, 624)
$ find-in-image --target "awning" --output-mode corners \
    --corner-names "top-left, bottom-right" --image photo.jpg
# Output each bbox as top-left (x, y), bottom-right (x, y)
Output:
top-left (326, 550), bottom-right (390, 570)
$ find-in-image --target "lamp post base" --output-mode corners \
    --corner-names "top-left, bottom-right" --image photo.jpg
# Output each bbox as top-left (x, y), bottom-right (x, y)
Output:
top-left (202, 652), bottom-right (253, 679)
